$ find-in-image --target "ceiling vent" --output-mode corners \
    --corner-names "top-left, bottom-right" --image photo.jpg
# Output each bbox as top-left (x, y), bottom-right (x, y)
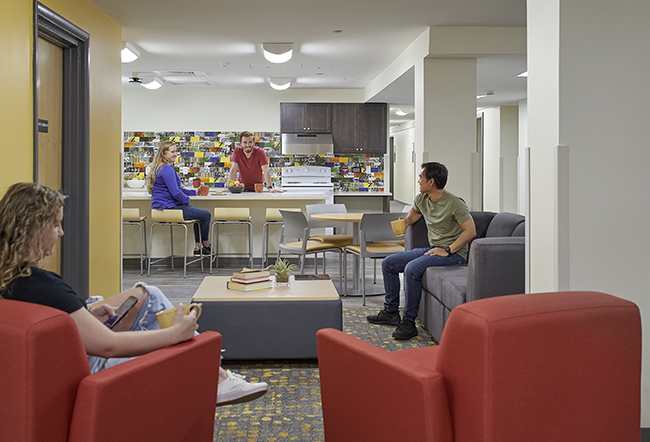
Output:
top-left (152, 70), bottom-right (208, 77)
top-left (165, 79), bottom-right (215, 87)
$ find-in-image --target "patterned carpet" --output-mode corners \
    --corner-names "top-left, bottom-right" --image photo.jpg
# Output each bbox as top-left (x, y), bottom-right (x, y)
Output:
top-left (216, 307), bottom-right (436, 441)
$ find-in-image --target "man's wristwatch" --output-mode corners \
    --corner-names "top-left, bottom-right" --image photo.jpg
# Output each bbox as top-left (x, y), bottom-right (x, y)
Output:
top-left (444, 246), bottom-right (452, 256)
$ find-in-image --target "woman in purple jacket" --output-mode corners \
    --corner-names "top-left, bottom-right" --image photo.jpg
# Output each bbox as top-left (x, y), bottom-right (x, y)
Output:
top-left (147, 141), bottom-right (212, 255)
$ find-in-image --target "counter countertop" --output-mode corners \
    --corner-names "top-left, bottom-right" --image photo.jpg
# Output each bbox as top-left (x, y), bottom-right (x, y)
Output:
top-left (122, 189), bottom-right (330, 201)
top-left (334, 191), bottom-right (392, 197)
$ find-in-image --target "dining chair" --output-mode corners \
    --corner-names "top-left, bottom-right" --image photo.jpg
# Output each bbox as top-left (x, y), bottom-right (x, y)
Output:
top-left (277, 210), bottom-right (343, 292)
top-left (343, 212), bottom-right (404, 305)
top-left (306, 203), bottom-right (354, 272)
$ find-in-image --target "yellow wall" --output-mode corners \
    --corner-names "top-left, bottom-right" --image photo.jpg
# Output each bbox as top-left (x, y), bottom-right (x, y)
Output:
top-left (0, 0), bottom-right (122, 297)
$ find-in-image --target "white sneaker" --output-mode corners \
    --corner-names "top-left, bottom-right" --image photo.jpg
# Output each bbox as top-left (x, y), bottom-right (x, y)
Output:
top-left (217, 370), bottom-right (268, 406)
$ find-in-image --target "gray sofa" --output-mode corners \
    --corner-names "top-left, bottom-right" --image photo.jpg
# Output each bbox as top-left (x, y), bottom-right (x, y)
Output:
top-left (405, 211), bottom-right (525, 342)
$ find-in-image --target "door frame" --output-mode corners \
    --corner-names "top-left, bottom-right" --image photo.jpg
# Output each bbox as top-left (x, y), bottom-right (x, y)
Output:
top-left (34, 2), bottom-right (89, 295)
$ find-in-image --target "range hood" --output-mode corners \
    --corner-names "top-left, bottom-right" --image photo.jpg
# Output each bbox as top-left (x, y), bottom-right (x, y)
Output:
top-left (281, 133), bottom-right (334, 155)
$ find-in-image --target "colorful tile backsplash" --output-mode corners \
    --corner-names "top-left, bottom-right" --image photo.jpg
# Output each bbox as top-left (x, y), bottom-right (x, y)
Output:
top-left (123, 131), bottom-right (385, 192)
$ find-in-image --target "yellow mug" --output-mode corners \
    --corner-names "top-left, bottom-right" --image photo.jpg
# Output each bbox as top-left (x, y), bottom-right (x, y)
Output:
top-left (391, 219), bottom-right (406, 237)
top-left (156, 303), bottom-right (202, 329)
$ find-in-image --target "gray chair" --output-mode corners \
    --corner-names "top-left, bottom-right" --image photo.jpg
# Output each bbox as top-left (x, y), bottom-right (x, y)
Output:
top-left (148, 209), bottom-right (204, 278)
top-left (306, 203), bottom-right (354, 272)
top-left (342, 212), bottom-right (404, 305)
top-left (277, 210), bottom-right (343, 292)
top-left (262, 208), bottom-right (301, 268)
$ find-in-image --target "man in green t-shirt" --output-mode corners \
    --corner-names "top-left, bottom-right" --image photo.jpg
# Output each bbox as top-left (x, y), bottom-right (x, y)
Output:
top-left (367, 162), bottom-right (476, 340)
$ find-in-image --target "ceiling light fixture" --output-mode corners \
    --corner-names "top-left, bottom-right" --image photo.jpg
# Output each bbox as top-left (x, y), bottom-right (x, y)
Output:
top-left (517, 71), bottom-right (528, 78)
top-left (262, 43), bottom-right (294, 64)
top-left (121, 42), bottom-right (140, 63)
top-left (141, 78), bottom-right (164, 90)
top-left (395, 110), bottom-right (407, 116)
top-left (269, 77), bottom-right (292, 91)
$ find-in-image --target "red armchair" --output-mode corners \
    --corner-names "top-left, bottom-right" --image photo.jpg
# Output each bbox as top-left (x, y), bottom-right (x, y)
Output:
top-left (317, 291), bottom-right (641, 442)
top-left (0, 299), bottom-right (222, 442)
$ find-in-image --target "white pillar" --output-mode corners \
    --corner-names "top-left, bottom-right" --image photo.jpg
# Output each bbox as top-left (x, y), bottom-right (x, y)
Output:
top-left (415, 58), bottom-right (477, 206)
top-left (528, 0), bottom-right (650, 424)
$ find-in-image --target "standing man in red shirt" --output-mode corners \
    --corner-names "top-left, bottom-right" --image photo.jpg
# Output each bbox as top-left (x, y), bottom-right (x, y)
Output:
top-left (228, 131), bottom-right (280, 192)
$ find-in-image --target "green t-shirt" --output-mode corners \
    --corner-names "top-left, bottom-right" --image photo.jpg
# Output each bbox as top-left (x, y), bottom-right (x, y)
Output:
top-left (413, 190), bottom-right (472, 260)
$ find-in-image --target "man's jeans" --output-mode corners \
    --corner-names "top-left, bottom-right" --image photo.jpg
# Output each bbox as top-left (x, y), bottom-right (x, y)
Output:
top-left (382, 247), bottom-right (466, 322)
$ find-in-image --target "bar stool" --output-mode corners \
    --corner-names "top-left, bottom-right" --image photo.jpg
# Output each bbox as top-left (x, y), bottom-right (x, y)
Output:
top-left (122, 208), bottom-right (147, 275)
top-left (147, 209), bottom-right (204, 278)
top-left (210, 207), bottom-right (253, 273)
top-left (262, 208), bottom-right (301, 268)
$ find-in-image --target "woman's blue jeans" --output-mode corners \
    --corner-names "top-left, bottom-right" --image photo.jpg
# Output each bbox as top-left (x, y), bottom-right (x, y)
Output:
top-left (171, 204), bottom-right (211, 244)
top-left (87, 282), bottom-right (174, 374)
top-left (382, 247), bottom-right (466, 323)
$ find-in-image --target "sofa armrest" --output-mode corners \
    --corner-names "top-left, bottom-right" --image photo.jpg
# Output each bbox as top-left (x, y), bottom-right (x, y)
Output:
top-left (466, 237), bottom-right (525, 303)
top-left (317, 328), bottom-right (453, 442)
top-left (405, 216), bottom-right (429, 250)
top-left (69, 332), bottom-right (222, 442)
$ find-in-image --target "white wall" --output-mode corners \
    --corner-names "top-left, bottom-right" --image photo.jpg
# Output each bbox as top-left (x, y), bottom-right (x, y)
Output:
top-left (517, 100), bottom-right (527, 215)
top-left (390, 121), bottom-right (416, 203)
top-left (528, 0), bottom-right (650, 424)
top-left (482, 106), bottom-right (519, 213)
top-left (122, 88), bottom-right (364, 131)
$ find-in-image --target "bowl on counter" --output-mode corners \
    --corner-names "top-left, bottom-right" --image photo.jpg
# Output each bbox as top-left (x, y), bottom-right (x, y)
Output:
top-left (126, 179), bottom-right (145, 188)
top-left (227, 186), bottom-right (244, 193)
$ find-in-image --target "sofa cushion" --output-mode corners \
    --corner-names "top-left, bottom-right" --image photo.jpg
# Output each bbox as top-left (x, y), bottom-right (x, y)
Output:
top-left (485, 212), bottom-right (525, 238)
top-left (423, 266), bottom-right (468, 306)
top-left (512, 222), bottom-right (525, 237)
top-left (440, 276), bottom-right (468, 311)
top-left (470, 211), bottom-right (497, 239)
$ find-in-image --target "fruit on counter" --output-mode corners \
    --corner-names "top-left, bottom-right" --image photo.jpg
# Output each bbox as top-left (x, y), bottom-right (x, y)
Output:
top-left (226, 179), bottom-right (244, 188)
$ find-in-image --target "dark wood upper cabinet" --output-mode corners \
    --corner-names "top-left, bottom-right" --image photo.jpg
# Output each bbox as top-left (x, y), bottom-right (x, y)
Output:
top-left (332, 103), bottom-right (387, 154)
top-left (280, 103), bottom-right (332, 133)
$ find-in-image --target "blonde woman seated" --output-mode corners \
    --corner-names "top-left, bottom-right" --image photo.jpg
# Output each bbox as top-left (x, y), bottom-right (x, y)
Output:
top-left (0, 182), bottom-right (266, 406)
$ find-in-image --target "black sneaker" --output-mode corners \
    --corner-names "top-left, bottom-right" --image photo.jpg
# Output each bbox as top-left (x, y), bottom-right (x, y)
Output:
top-left (367, 309), bottom-right (401, 326)
top-left (194, 245), bottom-right (213, 256)
top-left (392, 319), bottom-right (418, 340)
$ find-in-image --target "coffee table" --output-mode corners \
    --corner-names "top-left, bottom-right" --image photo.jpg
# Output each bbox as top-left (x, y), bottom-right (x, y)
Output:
top-left (192, 275), bottom-right (342, 359)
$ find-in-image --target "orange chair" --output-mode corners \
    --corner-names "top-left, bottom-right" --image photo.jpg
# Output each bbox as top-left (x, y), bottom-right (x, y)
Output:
top-left (317, 291), bottom-right (641, 442)
top-left (0, 299), bottom-right (222, 442)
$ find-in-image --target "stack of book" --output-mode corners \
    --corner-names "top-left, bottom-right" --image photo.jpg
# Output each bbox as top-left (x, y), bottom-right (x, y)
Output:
top-left (227, 269), bottom-right (272, 292)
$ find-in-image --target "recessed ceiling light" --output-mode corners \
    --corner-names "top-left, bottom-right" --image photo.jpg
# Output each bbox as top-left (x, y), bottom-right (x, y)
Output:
top-left (395, 110), bottom-right (407, 116)
top-left (262, 43), bottom-right (294, 64)
top-left (141, 78), bottom-right (164, 90)
top-left (517, 71), bottom-right (528, 78)
top-left (121, 42), bottom-right (140, 63)
top-left (269, 77), bottom-right (292, 90)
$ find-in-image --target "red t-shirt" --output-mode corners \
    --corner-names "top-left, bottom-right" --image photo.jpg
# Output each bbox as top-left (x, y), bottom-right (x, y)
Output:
top-left (231, 146), bottom-right (269, 190)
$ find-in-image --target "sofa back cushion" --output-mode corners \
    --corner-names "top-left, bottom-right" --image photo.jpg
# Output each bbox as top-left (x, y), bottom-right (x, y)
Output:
top-left (470, 211), bottom-right (497, 239)
top-left (485, 212), bottom-right (525, 238)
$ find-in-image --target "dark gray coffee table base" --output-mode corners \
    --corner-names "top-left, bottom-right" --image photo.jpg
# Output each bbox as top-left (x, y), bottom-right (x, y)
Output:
top-left (198, 299), bottom-right (342, 360)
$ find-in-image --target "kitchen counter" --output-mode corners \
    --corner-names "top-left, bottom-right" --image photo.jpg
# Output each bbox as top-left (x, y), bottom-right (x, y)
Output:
top-left (122, 189), bottom-right (330, 262)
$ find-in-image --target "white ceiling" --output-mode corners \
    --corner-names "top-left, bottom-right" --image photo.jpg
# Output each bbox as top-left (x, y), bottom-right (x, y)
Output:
top-left (92, 0), bottom-right (528, 120)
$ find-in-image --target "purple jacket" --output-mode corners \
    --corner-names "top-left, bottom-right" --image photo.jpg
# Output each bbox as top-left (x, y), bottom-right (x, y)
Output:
top-left (151, 164), bottom-right (196, 209)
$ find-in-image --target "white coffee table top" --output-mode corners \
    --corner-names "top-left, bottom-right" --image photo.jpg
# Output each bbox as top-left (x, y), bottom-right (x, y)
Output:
top-left (192, 275), bottom-right (340, 302)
